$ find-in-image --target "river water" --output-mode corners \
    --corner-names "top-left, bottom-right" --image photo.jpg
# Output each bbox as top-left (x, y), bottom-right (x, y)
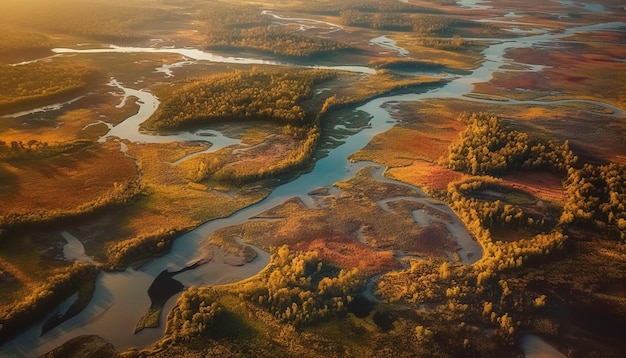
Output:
top-left (1, 11), bottom-right (624, 358)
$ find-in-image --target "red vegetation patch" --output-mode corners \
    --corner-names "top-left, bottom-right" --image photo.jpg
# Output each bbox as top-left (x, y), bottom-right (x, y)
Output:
top-left (225, 134), bottom-right (298, 172)
top-left (293, 236), bottom-right (399, 275)
top-left (491, 41), bottom-right (626, 107)
top-left (501, 171), bottom-right (565, 204)
top-left (389, 160), bottom-right (465, 193)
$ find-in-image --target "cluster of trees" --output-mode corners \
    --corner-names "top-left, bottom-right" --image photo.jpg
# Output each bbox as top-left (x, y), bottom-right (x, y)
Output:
top-left (452, 183), bottom-right (564, 272)
top-left (202, 3), bottom-right (349, 58)
top-left (447, 176), bottom-right (546, 230)
top-left (442, 113), bottom-right (577, 175)
top-left (145, 69), bottom-right (336, 130)
top-left (561, 163), bottom-right (626, 240)
top-left (0, 262), bottom-right (98, 343)
top-left (340, 11), bottom-right (457, 34)
top-left (413, 35), bottom-right (467, 50)
top-left (104, 227), bottom-right (183, 270)
top-left (444, 113), bottom-right (624, 241)
top-left (206, 28), bottom-right (350, 58)
top-left (0, 62), bottom-right (93, 112)
top-left (0, 139), bottom-right (90, 161)
top-left (165, 286), bottom-right (223, 342)
top-left (239, 246), bottom-right (363, 325)
top-left (165, 246), bottom-right (363, 342)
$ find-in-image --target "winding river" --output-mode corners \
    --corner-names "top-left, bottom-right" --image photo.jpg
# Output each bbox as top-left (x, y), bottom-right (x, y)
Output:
top-left (1, 11), bottom-right (624, 358)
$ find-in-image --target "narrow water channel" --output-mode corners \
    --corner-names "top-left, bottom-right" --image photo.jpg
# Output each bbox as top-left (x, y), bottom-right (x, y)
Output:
top-left (1, 16), bottom-right (624, 358)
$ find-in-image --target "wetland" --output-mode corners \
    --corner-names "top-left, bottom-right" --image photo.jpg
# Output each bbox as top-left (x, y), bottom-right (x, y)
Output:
top-left (1, 0), bottom-right (625, 357)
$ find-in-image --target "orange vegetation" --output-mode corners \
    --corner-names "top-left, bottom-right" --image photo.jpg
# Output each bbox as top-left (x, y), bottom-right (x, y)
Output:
top-left (483, 39), bottom-right (626, 108)
top-left (220, 134), bottom-right (299, 176)
top-left (501, 171), bottom-right (565, 204)
top-left (351, 103), bottom-right (465, 167)
top-left (0, 141), bottom-right (137, 215)
top-left (293, 236), bottom-right (398, 275)
top-left (388, 160), bottom-right (464, 193)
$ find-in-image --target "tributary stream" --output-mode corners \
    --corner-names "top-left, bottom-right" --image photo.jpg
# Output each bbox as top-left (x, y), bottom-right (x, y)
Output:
top-left (1, 14), bottom-right (624, 358)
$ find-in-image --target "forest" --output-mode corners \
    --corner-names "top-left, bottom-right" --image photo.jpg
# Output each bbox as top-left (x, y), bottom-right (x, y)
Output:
top-left (0, 25), bottom-right (50, 54)
top-left (442, 113), bottom-right (577, 175)
top-left (202, 2), bottom-right (350, 58)
top-left (340, 11), bottom-right (458, 34)
top-left (0, 61), bottom-right (95, 113)
top-left (561, 163), bottom-right (626, 240)
top-left (166, 246), bottom-right (363, 343)
top-left (144, 68), bottom-right (337, 130)
top-left (441, 112), bottom-right (625, 241)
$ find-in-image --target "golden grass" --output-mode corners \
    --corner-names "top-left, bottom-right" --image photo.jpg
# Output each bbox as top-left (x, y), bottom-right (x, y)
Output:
top-left (351, 99), bottom-right (467, 182)
top-left (388, 160), bottom-right (465, 194)
top-left (1, 109), bottom-right (101, 144)
top-left (393, 35), bottom-right (483, 70)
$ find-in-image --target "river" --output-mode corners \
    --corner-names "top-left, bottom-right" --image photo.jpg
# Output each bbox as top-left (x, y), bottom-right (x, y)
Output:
top-left (1, 11), bottom-right (624, 358)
